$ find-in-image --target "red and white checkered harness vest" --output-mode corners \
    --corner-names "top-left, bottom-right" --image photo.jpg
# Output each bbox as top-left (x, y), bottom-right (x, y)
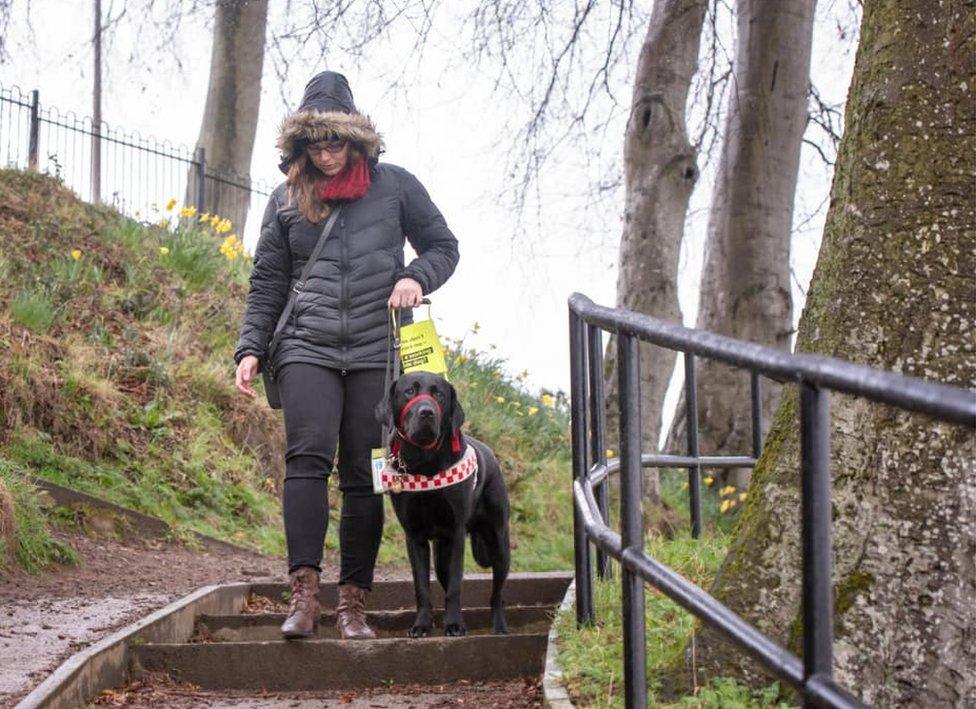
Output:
top-left (380, 443), bottom-right (478, 493)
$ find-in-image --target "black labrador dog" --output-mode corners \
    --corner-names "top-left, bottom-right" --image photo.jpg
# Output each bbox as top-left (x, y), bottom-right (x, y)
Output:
top-left (376, 371), bottom-right (510, 637)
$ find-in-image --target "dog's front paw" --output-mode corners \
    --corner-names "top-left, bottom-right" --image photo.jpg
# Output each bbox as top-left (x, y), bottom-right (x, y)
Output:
top-left (408, 623), bottom-right (432, 638)
top-left (443, 623), bottom-right (467, 637)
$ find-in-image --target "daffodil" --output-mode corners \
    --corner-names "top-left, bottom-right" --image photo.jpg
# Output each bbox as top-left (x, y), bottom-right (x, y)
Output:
top-left (738, 492), bottom-right (748, 502)
top-left (198, 212), bottom-right (211, 222)
top-left (495, 396), bottom-right (505, 404)
top-left (719, 485), bottom-right (737, 497)
top-left (606, 448), bottom-right (615, 458)
top-left (527, 406), bottom-right (539, 416)
top-left (70, 249), bottom-right (82, 261)
top-left (158, 218), bottom-right (170, 229)
top-left (541, 393), bottom-right (555, 408)
top-left (165, 198), bottom-right (177, 211)
top-left (704, 475), bottom-right (714, 487)
top-left (159, 246), bottom-right (170, 256)
top-left (681, 481), bottom-right (689, 490)
top-left (720, 499), bottom-right (731, 513)
top-left (179, 206), bottom-right (197, 218)
top-left (215, 218), bottom-right (233, 233)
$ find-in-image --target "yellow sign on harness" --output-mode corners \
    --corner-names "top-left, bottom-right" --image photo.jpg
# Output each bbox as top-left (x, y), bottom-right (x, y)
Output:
top-left (398, 305), bottom-right (448, 378)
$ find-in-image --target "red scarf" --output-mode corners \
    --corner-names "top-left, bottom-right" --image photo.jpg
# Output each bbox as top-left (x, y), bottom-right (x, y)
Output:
top-left (316, 157), bottom-right (371, 202)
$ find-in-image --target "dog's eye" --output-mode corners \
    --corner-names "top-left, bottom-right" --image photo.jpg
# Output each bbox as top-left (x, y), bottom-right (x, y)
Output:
top-left (433, 391), bottom-right (444, 401)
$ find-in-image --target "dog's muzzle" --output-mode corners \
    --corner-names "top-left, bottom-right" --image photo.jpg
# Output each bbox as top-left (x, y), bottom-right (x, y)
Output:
top-left (398, 394), bottom-right (443, 449)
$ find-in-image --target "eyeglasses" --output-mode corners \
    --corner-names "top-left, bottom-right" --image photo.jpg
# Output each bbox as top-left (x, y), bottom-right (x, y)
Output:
top-left (306, 139), bottom-right (348, 155)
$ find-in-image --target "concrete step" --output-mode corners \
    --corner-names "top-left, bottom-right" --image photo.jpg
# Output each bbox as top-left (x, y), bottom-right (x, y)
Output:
top-left (195, 605), bottom-right (555, 641)
top-left (131, 634), bottom-right (550, 691)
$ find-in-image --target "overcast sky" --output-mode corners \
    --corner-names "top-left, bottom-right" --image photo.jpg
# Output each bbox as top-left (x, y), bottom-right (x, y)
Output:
top-left (0, 1), bottom-right (858, 417)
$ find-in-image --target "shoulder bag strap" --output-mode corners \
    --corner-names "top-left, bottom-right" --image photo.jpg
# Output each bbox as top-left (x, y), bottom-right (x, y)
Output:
top-left (267, 205), bottom-right (343, 358)
top-left (265, 204), bottom-right (342, 366)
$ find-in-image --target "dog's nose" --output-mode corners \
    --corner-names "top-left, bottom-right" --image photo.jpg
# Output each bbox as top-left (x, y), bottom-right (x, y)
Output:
top-left (419, 408), bottom-right (435, 420)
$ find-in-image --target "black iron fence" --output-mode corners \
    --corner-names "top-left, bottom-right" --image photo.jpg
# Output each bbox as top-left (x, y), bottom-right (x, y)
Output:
top-left (568, 292), bottom-right (975, 708)
top-left (0, 81), bottom-right (274, 241)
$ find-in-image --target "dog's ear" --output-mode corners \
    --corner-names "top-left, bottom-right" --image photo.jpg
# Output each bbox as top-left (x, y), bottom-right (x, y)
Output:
top-left (374, 379), bottom-right (398, 428)
top-left (447, 381), bottom-right (465, 432)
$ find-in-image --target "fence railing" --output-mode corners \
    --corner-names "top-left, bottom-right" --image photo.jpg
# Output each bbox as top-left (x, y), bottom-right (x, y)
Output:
top-left (0, 81), bottom-right (274, 244)
top-left (568, 292), bottom-right (975, 709)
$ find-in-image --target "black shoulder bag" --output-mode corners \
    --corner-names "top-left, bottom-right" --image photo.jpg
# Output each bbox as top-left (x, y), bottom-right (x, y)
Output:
top-left (260, 205), bottom-right (343, 409)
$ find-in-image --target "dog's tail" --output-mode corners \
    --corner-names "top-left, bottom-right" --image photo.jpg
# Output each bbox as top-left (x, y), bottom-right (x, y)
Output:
top-left (469, 528), bottom-right (493, 568)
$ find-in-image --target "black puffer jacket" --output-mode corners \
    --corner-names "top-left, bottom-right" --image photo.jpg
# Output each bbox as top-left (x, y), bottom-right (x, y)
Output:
top-left (233, 72), bottom-right (459, 372)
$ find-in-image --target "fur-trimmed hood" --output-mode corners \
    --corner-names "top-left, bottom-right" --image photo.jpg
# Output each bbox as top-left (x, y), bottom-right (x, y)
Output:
top-left (276, 71), bottom-right (384, 174)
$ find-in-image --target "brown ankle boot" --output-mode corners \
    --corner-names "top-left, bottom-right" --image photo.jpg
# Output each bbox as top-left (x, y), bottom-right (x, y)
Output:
top-left (336, 583), bottom-right (376, 639)
top-left (280, 566), bottom-right (321, 639)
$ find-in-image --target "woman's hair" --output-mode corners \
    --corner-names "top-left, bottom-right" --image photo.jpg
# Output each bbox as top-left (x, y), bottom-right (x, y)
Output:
top-left (285, 144), bottom-right (365, 223)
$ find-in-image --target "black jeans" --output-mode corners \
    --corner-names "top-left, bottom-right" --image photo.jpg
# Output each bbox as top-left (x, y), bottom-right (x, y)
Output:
top-left (277, 362), bottom-right (385, 589)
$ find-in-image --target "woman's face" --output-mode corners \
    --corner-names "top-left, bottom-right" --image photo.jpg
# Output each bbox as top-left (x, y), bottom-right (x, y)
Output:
top-left (306, 139), bottom-right (352, 177)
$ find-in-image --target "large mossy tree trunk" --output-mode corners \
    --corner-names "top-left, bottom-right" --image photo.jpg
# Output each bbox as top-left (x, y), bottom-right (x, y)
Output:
top-left (666, 0), bottom-right (814, 489)
top-left (186, 0), bottom-right (268, 234)
top-left (695, 1), bottom-right (975, 704)
top-left (603, 0), bottom-right (707, 505)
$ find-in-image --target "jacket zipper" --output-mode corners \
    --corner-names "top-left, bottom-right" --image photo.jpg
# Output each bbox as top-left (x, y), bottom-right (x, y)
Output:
top-left (339, 215), bottom-right (348, 369)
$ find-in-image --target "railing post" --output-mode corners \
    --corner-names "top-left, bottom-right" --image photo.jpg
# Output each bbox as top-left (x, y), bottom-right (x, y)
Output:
top-left (800, 381), bottom-right (833, 703)
top-left (618, 332), bottom-right (647, 708)
top-left (587, 323), bottom-right (612, 580)
top-left (194, 146), bottom-right (207, 212)
top-left (28, 89), bottom-right (39, 171)
top-left (569, 308), bottom-right (594, 626)
top-left (751, 370), bottom-right (763, 457)
top-left (684, 352), bottom-right (702, 539)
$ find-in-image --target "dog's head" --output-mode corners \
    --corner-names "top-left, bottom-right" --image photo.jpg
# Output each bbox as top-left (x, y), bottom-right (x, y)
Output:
top-left (375, 372), bottom-right (465, 450)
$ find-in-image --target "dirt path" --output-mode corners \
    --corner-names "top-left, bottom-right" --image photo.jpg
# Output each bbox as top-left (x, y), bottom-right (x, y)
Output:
top-left (0, 530), bottom-right (408, 708)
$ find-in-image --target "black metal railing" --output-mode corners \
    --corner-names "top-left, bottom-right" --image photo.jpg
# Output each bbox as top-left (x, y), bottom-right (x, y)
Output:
top-left (568, 292), bottom-right (975, 709)
top-left (0, 81), bottom-right (273, 243)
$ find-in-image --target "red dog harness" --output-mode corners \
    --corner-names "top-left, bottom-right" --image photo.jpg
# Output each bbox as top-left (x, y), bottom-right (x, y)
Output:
top-left (379, 443), bottom-right (478, 493)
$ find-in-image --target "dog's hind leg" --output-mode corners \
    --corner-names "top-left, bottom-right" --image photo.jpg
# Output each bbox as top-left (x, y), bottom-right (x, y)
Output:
top-left (435, 533), bottom-right (468, 636)
top-left (405, 537), bottom-right (434, 637)
top-left (489, 527), bottom-right (510, 635)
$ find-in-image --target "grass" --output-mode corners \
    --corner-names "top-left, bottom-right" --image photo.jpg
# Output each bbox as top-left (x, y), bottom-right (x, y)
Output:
top-left (554, 530), bottom-right (790, 707)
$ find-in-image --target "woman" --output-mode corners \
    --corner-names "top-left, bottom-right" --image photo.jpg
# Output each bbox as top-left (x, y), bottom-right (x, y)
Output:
top-left (233, 71), bottom-right (459, 640)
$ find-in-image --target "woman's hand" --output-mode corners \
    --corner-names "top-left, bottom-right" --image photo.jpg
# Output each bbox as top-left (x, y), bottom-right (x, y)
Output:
top-left (236, 355), bottom-right (260, 399)
top-left (388, 277), bottom-right (423, 309)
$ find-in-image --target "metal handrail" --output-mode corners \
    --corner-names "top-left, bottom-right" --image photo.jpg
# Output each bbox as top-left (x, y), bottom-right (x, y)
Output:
top-left (568, 292), bottom-right (976, 709)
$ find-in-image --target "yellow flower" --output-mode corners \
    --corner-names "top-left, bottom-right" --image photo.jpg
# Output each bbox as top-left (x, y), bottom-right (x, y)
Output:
top-left (720, 499), bottom-right (731, 513)
top-left (198, 212), bottom-right (210, 222)
top-left (159, 246), bottom-right (170, 256)
top-left (209, 213), bottom-right (221, 226)
top-left (455, 354), bottom-right (468, 365)
top-left (738, 492), bottom-right (748, 502)
top-left (719, 485), bottom-right (737, 497)
top-left (179, 206), bottom-right (197, 218)
top-left (606, 448), bottom-right (615, 458)
top-left (681, 481), bottom-right (689, 490)
top-left (495, 396), bottom-right (505, 404)
top-left (165, 198), bottom-right (177, 211)
top-left (512, 401), bottom-right (521, 408)
top-left (158, 218), bottom-right (170, 229)
top-left (541, 393), bottom-right (555, 408)
top-left (704, 475), bottom-right (714, 487)
top-left (215, 218), bottom-right (233, 233)
top-left (70, 249), bottom-right (82, 261)
top-left (527, 406), bottom-right (539, 416)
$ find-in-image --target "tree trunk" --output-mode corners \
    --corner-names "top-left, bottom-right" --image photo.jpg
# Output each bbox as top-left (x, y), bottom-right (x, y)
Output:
top-left (695, 1), bottom-right (975, 704)
top-left (603, 0), bottom-right (707, 506)
top-left (666, 0), bottom-right (813, 489)
top-left (187, 0), bottom-right (268, 234)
